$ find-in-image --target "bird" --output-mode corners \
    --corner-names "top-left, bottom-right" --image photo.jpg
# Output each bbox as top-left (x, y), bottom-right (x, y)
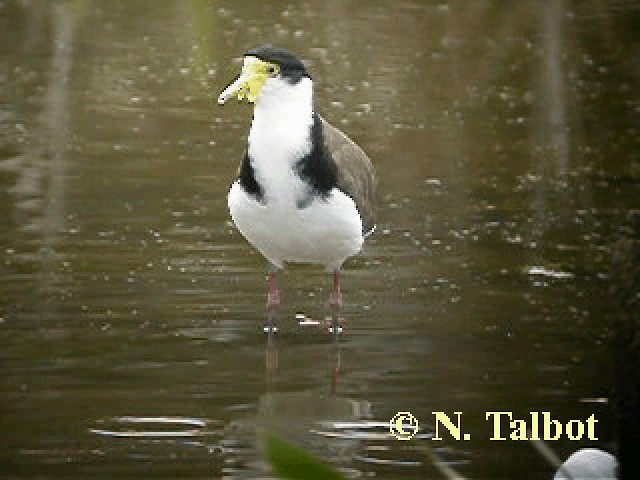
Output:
top-left (217, 45), bottom-right (376, 321)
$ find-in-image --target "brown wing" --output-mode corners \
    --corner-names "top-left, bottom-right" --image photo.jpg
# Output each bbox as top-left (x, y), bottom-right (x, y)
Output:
top-left (320, 116), bottom-right (377, 235)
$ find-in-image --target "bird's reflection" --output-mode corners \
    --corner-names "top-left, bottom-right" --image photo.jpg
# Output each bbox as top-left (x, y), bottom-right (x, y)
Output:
top-left (263, 312), bottom-right (343, 395)
top-left (258, 311), bottom-right (371, 475)
top-left (328, 336), bottom-right (341, 396)
top-left (264, 316), bottom-right (278, 381)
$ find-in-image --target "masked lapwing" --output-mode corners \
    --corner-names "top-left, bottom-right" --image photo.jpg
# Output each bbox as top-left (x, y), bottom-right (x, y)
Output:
top-left (218, 45), bottom-right (376, 324)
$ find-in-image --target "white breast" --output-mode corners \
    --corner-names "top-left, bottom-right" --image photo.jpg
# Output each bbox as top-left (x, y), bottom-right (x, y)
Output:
top-left (228, 182), bottom-right (363, 271)
top-left (228, 76), bottom-right (364, 270)
top-left (247, 76), bottom-right (313, 206)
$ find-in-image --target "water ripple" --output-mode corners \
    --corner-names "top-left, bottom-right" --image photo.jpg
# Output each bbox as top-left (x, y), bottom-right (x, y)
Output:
top-left (89, 416), bottom-right (221, 439)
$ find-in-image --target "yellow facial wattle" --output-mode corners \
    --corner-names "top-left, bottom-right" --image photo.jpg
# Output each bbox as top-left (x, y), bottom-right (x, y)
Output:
top-left (235, 59), bottom-right (280, 104)
top-left (218, 57), bottom-right (281, 105)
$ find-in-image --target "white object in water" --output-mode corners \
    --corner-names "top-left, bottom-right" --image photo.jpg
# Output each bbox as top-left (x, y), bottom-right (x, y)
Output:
top-left (554, 448), bottom-right (617, 480)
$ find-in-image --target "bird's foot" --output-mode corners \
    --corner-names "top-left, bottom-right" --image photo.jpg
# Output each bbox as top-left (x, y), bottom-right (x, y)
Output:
top-left (263, 322), bottom-right (278, 334)
top-left (326, 314), bottom-right (345, 335)
top-left (328, 322), bottom-right (344, 335)
top-left (328, 286), bottom-right (344, 334)
top-left (263, 311), bottom-right (278, 334)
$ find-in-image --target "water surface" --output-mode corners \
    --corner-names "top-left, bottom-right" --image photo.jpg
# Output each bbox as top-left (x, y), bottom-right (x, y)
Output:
top-left (1, 1), bottom-right (639, 478)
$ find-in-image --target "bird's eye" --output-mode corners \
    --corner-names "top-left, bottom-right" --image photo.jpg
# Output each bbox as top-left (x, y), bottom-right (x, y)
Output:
top-left (267, 65), bottom-right (279, 77)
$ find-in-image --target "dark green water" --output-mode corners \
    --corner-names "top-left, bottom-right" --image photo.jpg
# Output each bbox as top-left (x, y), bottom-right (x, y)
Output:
top-left (1, 1), bottom-right (639, 478)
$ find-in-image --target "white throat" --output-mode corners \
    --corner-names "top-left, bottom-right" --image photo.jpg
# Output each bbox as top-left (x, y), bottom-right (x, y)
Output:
top-left (247, 76), bottom-right (314, 202)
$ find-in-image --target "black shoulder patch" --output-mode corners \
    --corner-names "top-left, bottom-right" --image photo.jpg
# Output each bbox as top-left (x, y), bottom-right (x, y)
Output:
top-left (294, 114), bottom-right (338, 198)
top-left (238, 151), bottom-right (265, 203)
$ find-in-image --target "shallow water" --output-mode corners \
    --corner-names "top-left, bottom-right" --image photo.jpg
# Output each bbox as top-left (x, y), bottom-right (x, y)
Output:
top-left (1, 1), bottom-right (639, 478)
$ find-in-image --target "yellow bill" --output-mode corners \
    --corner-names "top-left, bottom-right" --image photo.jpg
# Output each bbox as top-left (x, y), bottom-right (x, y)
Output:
top-left (218, 57), bottom-right (280, 105)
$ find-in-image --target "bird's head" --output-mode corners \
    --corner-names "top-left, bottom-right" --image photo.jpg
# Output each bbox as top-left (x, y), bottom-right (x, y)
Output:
top-left (218, 45), bottom-right (311, 106)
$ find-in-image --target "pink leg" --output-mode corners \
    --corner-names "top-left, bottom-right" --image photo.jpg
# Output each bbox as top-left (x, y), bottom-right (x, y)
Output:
top-left (329, 270), bottom-right (343, 310)
top-left (266, 271), bottom-right (281, 311)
